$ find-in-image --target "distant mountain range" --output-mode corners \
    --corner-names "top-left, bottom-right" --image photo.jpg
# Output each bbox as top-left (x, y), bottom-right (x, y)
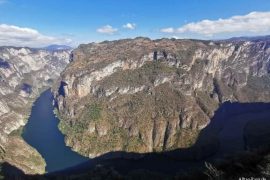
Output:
top-left (221, 35), bottom-right (270, 42)
top-left (44, 44), bottom-right (73, 51)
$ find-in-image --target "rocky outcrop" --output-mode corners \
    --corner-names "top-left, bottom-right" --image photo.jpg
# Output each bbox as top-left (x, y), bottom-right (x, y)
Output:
top-left (0, 46), bottom-right (71, 174)
top-left (54, 37), bottom-right (270, 158)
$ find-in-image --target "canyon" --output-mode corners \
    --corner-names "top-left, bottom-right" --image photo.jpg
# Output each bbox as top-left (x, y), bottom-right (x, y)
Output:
top-left (54, 37), bottom-right (270, 158)
top-left (1, 36), bottom-right (270, 178)
top-left (0, 46), bottom-right (71, 174)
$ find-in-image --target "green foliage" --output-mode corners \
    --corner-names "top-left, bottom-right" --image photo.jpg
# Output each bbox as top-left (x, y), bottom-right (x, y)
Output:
top-left (87, 103), bottom-right (102, 121)
top-left (73, 121), bottom-right (86, 134)
top-left (100, 61), bottom-right (177, 88)
top-left (124, 136), bottom-right (144, 152)
top-left (59, 103), bottom-right (103, 135)
top-left (150, 61), bottom-right (176, 73)
top-left (58, 119), bottom-right (70, 134)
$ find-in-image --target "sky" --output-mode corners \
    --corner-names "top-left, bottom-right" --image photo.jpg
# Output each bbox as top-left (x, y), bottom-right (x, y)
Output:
top-left (0, 0), bottom-right (270, 47)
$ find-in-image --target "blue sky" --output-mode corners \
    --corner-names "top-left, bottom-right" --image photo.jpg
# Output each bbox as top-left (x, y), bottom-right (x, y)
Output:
top-left (0, 0), bottom-right (270, 47)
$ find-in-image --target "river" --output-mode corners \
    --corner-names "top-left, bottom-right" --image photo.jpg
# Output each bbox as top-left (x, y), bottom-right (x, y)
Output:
top-left (21, 89), bottom-right (270, 174)
top-left (22, 89), bottom-right (89, 173)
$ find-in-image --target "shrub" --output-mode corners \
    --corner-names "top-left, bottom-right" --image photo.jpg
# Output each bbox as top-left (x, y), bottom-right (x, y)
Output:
top-left (87, 103), bottom-right (102, 121)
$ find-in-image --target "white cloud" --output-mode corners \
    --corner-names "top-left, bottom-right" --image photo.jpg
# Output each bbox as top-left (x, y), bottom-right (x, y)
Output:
top-left (161, 11), bottom-right (270, 37)
top-left (97, 25), bottom-right (118, 35)
top-left (0, 24), bottom-right (72, 47)
top-left (160, 27), bottom-right (174, 33)
top-left (123, 23), bottom-right (136, 30)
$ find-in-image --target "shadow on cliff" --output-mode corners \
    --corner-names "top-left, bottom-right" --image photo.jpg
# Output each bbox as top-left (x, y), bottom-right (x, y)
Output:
top-left (1, 162), bottom-right (26, 179)
top-left (50, 101), bottom-right (270, 176)
top-left (3, 101), bottom-right (270, 179)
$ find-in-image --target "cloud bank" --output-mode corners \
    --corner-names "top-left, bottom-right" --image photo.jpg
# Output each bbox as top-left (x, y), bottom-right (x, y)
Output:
top-left (161, 11), bottom-right (270, 37)
top-left (0, 24), bottom-right (72, 47)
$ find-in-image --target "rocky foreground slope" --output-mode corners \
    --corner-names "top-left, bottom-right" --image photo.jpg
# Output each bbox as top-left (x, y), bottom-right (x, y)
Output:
top-left (0, 46), bottom-right (71, 174)
top-left (54, 37), bottom-right (270, 158)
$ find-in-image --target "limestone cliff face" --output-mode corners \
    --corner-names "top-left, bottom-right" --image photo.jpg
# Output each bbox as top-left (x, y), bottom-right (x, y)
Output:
top-left (0, 46), bottom-right (71, 174)
top-left (55, 37), bottom-right (270, 157)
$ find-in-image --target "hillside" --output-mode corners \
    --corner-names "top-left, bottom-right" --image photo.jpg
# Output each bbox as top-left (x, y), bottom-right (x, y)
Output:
top-left (54, 37), bottom-right (270, 158)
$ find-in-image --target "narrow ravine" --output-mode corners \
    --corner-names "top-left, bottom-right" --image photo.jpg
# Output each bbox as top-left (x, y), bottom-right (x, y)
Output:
top-left (22, 89), bottom-right (89, 173)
